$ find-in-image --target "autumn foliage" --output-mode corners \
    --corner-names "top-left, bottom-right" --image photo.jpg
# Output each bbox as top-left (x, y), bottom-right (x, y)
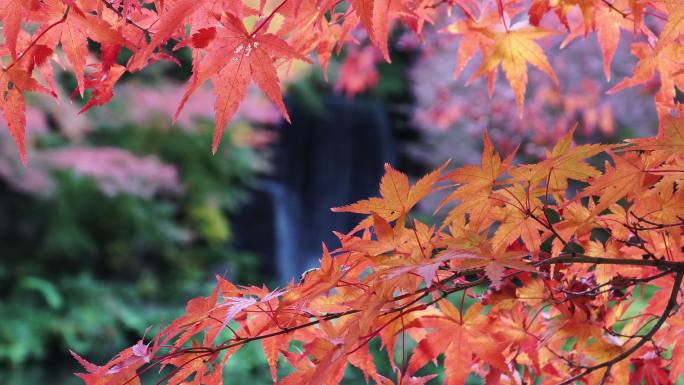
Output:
top-left (2, 0), bottom-right (684, 384)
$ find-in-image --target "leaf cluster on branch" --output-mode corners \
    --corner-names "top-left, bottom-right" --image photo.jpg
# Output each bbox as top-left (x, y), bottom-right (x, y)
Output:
top-left (71, 119), bottom-right (684, 385)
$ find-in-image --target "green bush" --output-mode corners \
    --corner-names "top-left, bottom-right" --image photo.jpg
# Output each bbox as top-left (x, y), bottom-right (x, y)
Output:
top-left (0, 123), bottom-right (262, 365)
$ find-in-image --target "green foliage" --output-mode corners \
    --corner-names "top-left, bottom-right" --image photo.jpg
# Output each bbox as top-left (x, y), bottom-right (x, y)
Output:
top-left (0, 123), bottom-right (262, 365)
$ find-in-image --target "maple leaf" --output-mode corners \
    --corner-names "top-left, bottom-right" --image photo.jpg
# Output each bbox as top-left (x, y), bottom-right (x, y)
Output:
top-left (407, 303), bottom-right (512, 383)
top-left (383, 250), bottom-right (474, 288)
top-left (630, 351), bottom-right (672, 385)
top-left (445, 11), bottom-right (499, 78)
top-left (516, 276), bottom-right (547, 307)
top-left (76, 64), bottom-right (127, 112)
top-left (655, 0), bottom-right (684, 52)
top-left (594, 6), bottom-right (632, 81)
top-left (440, 130), bottom-right (515, 231)
top-left (667, 315), bottom-right (684, 382)
top-left (540, 127), bottom-right (604, 191)
top-left (490, 184), bottom-right (548, 254)
top-left (626, 112), bottom-right (684, 155)
top-left (39, 2), bottom-right (129, 97)
top-left (580, 150), bottom-right (648, 215)
top-left (175, 12), bottom-right (309, 153)
top-left (190, 27), bottom-right (217, 49)
top-left (163, 350), bottom-right (216, 385)
top-left (340, 213), bottom-right (409, 256)
top-left (349, 0), bottom-right (394, 61)
top-left (440, 237), bottom-right (537, 289)
top-left (376, 374), bottom-right (438, 385)
top-left (127, 0), bottom-right (203, 71)
top-left (557, 1), bottom-right (640, 82)
top-left (473, 26), bottom-right (558, 113)
top-left (0, 66), bottom-right (52, 164)
top-left (71, 348), bottom-right (144, 385)
top-left (529, 0), bottom-right (596, 28)
top-left (608, 42), bottom-right (684, 111)
top-left (332, 161), bottom-right (448, 222)
top-left (509, 125), bottom-right (604, 195)
top-left (0, 0), bottom-right (29, 59)
top-left (312, 23), bottom-right (343, 80)
top-left (0, 71), bottom-right (28, 164)
top-left (586, 239), bottom-right (640, 286)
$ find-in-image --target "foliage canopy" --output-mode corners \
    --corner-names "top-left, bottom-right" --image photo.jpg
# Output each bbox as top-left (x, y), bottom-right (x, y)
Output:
top-left (2, 0), bottom-right (684, 384)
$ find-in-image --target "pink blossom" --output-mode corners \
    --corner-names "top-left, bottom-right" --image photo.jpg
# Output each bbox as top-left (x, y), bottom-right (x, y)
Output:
top-left (99, 83), bottom-right (282, 128)
top-left (40, 147), bottom-right (181, 198)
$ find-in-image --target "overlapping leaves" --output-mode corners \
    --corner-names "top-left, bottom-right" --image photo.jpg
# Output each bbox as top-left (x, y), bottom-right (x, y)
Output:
top-left (76, 119), bottom-right (684, 384)
top-left (1, 0), bottom-right (682, 161)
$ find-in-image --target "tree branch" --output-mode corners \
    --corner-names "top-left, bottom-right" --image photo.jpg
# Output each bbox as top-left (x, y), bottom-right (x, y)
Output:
top-left (554, 270), bottom-right (683, 385)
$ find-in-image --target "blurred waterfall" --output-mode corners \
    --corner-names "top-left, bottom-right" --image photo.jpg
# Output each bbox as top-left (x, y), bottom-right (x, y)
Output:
top-left (273, 96), bottom-right (395, 282)
top-left (233, 96), bottom-right (395, 283)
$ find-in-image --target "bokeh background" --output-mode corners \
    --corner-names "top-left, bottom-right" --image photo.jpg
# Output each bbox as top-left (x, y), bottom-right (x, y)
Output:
top-left (0, 15), bottom-right (660, 385)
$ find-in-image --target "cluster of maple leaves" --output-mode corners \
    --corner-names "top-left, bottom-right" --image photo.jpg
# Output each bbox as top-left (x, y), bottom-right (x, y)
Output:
top-left (72, 117), bottom-right (684, 385)
top-left (2, 0), bottom-right (683, 384)
top-left (1, 0), bottom-right (682, 161)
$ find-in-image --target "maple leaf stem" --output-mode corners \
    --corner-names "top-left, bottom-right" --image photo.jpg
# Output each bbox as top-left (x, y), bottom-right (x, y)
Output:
top-left (135, 253), bottom-right (680, 385)
top-left (409, 216), bottom-right (429, 259)
top-left (153, 352), bottom-right (213, 385)
top-left (400, 310), bottom-right (407, 379)
top-left (495, 0), bottom-right (509, 32)
top-left (100, 0), bottom-right (150, 34)
top-left (529, 209), bottom-right (571, 249)
top-left (537, 168), bottom-right (570, 249)
top-left (525, 303), bottom-right (552, 332)
top-left (597, 366), bottom-right (612, 385)
top-left (5, 6), bottom-right (71, 72)
top-left (208, 272), bottom-right (477, 356)
top-left (195, 256), bottom-right (677, 365)
top-left (599, 0), bottom-right (668, 23)
top-left (251, 0), bottom-right (289, 37)
top-left (554, 270), bottom-right (684, 385)
top-left (600, 0), bottom-right (629, 18)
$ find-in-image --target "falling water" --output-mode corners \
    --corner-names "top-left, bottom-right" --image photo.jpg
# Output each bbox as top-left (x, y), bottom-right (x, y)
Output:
top-left (233, 96), bottom-right (396, 283)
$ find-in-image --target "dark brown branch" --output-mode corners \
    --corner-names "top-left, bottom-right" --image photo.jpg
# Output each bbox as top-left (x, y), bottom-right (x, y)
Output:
top-left (600, 0), bottom-right (629, 18)
top-left (538, 254), bottom-right (684, 270)
top-left (129, 247), bottom-right (684, 385)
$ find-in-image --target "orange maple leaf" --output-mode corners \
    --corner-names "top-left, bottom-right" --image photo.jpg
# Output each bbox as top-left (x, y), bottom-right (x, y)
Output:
top-left (440, 130), bottom-right (515, 231)
top-left (627, 111), bottom-right (684, 155)
top-left (332, 161), bottom-right (448, 222)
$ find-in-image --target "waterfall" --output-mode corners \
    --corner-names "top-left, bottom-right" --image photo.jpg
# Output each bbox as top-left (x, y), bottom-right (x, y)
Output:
top-left (231, 95), bottom-right (395, 283)
top-left (271, 96), bottom-right (395, 282)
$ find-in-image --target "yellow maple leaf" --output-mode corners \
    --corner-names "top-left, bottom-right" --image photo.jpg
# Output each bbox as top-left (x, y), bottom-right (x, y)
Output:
top-left (474, 27), bottom-right (558, 114)
top-left (509, 125), bottom-right (605, 196)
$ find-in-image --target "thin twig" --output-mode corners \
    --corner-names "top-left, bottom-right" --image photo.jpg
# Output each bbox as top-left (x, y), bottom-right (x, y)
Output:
top-left (5, 7), bottom-right (71, 71)
top-left (554, 270), bottom-right (683, 385)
